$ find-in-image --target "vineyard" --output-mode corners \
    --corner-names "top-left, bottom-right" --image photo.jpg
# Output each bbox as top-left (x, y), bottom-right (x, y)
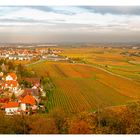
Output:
top-left (62, 47), bottom-right (140, 82)
top-left (29, 61), bottom-right (140, 114)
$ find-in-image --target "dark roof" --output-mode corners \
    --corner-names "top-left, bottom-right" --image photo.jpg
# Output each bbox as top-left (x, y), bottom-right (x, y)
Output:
top-left (19, 88), bottom-right (40, 99)
top-left (23, 78), bottom-right (41, 85)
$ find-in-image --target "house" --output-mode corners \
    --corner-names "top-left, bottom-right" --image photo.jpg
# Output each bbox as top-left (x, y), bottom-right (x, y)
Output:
top-left (2, 94), bottom-right (38, 115)
top-left (18, 88), bottom-right (41, 104)
top-left (5, 72), bottom-right (17, 81)
top-left (0, 98), bottom-right (9, 103)
top-left (20, 94), bottom-right (38, 113)
top-left (2, 80), bottom-right (19, 92)
top-left (23, 77), bottom-right (41, 88)
top-left (8, 55), bottom-right (17, 60)
top-left (1, 72), bottom-right (19, 93)
top-left (2, 102), bottom-right (20, 115)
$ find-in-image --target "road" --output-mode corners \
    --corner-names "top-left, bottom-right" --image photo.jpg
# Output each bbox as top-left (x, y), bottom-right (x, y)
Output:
top-left (25, 59), bottom-right (46, 67)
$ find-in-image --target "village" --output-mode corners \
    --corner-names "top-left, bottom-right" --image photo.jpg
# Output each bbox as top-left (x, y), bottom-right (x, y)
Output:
top-left (0, 46), bottom-right (85, 116)
top-left (0, 47), bottom-right (56, 115)
top-left (0, 69), bottom-right (48, 115)
top-left (0, 46), bottom-right (74, 116)
top-left (0, 47), bottom-right (68, 62)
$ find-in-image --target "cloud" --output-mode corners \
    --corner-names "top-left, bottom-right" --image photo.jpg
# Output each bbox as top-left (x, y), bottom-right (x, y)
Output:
top-left (0, 6), bottom-right (140, 43)
top-left (0, 6), bottom-right (140, 28)
top-left (80, 6), bottom-right (140, 15)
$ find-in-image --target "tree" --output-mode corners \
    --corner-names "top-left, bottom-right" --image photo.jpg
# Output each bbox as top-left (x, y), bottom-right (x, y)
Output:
top-left (50, 108), bottom-right (68, 134)
top-left (8, 61), bottom-right (15, 71)
top-left (11, 93), bottom-right (16, 100)
top-left (20, 80), bottom-right (32, 88)
top-left (17, 64), bottom-right (35, 78)
top-left (0, 111), bottom-right (15, 134)
top-left (68, 119), bottom-right (92, 134)
top-left (12, 115), bottom-right (31, 134)
top-left (30, 117), bottom-right (58, 134)
top-left (125, 101), bottom-right (140, 134)
top-left (17, 64), bottom-right (24, 75)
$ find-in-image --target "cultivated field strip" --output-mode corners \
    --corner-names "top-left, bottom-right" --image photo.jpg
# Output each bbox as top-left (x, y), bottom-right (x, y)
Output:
top-left (30, 61), bottom-right (139, 114)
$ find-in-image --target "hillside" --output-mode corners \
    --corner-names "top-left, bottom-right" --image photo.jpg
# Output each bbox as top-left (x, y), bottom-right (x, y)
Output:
top-left (29, 61), bottom-right (140, 114)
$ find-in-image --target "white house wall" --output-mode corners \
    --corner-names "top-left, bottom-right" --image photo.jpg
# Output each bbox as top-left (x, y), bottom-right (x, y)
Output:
top-left (6, 75), bottom-right (13, 81)
top-left (5, 107), bottom-right (19, 115)
top-left (20, 103), bottom-right (26, 111)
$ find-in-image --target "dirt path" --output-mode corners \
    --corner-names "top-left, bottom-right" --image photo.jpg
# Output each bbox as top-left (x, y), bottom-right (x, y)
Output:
top-left (25, 59), bottom-right (46, 67)
top-left (73, 63), bottom-right (135, 82)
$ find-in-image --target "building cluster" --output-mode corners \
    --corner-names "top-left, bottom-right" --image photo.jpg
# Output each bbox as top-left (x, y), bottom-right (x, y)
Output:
top-left (0, 47), bottom-right (63, 61)
top-left (120, 51), bottom-right (140, 57)
top-left (0, 48), bottom-right (38, 61)
top-left (0, 72), bottom-right (45, 115)
top-left (2, 94), bottom-right (37, 115)
top-left (0, 72), bottom-right (19, 94)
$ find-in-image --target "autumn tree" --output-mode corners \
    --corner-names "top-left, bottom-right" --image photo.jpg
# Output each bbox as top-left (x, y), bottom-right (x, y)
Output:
top-left (12, 115), bottom-right (31, 134)
top-left (29, 117), bottom-right (58, 134)
top-left (51, 108), bottom-right (68, 134)
top-left (125, 101), bottom-right (140, 134)
top-left (68, 119), bottom-right (92, 134)
top-left (0, 111), bottom-right (15, 134)
top-left (7, 61), bottom-right (15, 71)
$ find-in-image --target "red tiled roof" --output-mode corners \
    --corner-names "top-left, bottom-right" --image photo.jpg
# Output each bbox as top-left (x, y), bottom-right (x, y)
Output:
top-left (2, 102), bottom-right (19, 108)
top-left (18, 96), bottom-right (23, 101)
top-left (21, 94), bottom-right (36, 105)
top-left (0, 98), bottom-right (9, 103)
top-left (2, 80), bottom-right (18, 88)
top-left (8, 72), bottom-right (17, 80)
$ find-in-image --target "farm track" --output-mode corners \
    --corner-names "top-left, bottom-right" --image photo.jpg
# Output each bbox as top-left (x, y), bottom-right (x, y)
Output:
top-left (25, 59), bottom-right (46, 67)
top-left (73, 63), bottom-right (135, 82)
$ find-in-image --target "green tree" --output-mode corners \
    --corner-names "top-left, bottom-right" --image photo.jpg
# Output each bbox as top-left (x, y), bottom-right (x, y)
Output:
top-left (8, 61), bottom-right (15, 71)
top-left (11, 93), bottom-right (16, 100)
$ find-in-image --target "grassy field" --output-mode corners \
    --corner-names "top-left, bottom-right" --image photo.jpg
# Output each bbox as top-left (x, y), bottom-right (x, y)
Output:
top-left (29, 59), bottom-right (140, 114)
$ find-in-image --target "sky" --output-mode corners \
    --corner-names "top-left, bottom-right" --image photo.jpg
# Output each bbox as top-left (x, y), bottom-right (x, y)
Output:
top-left (0, 6), bottom-right (140, 43)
